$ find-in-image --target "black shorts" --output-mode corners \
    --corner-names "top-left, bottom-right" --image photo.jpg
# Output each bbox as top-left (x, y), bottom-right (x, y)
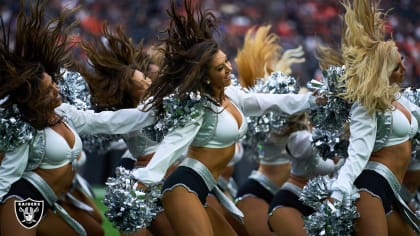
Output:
top-left (2, 178), bottom-right (51, 217)
top-left (162, 166), bottom-right (209, 204)
top-left (354, 169), bottom-right (395, 214)
top-left (268, 189), bottom-right (315, 216)
top-left (235, 178), bottom-right (274, 204)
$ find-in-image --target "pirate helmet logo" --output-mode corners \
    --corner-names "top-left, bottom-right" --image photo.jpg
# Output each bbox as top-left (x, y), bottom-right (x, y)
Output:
top-left (14, 198), bottom-right (44, 229)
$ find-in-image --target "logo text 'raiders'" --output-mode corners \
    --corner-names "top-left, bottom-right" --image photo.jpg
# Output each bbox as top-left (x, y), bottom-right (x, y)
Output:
top-left (14, 198), bottom-right (44, 229)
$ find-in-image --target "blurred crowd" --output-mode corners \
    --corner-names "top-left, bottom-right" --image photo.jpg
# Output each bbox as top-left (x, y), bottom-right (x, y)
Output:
top-left (0, 0), bottom-right (418, 87)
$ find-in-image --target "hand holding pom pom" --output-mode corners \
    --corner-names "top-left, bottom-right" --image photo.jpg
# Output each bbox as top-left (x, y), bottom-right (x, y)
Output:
top-left (103, 167), bottom-right (163, 233)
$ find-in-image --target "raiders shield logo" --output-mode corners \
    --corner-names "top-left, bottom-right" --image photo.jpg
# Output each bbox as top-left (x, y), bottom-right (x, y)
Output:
top-left (14, 198), bottom-right (44, 229)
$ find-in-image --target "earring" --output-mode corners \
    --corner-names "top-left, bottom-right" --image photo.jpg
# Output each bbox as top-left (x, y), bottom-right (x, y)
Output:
top-left (206, 80), bottom-right (211, 84)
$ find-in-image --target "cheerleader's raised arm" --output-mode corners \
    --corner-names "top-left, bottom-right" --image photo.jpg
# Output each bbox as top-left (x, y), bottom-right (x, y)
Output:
top-left (224, 85), bottom-right (317, 117)
top-left (0, 103), bottom-right (155, 200)
top-left (133, 85), bottom-right (318, 184)
top-left (55, 103), bottom-right (155, 136)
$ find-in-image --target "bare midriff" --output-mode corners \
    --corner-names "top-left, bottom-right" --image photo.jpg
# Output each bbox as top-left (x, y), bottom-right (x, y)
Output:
top-left (258, 163), bottom-right (291, 187)
top-left (33, 121), bottom-right (76, 197)
top-left (370, 139), bottom-right (412, 183)
top-left (287, 174), bottom-right (308, 189)
top-left (188, 144), bottom-right (236, 180)
top-left (35, 164), bottom-right (75, 197)
top-left (220, 165), bottom-right (235, 180)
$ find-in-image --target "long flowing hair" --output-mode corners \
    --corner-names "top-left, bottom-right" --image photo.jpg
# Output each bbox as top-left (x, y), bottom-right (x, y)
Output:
top-left (235, 25), bottom-right (305, 88)
top-left (235, 25), bottom-right (280, 88)
top-left (340, 0), bottom-right (400, 115)
top-left (0, 0), bottom-right (76, 129)
top-left (79, 24), bottom-right (150, 110)
top-left (142, 0), bottom-right (219, 114)
top-left (274, 46), bottom-right (305, 75)
top-left (315, 44), bottom-right (344, 70)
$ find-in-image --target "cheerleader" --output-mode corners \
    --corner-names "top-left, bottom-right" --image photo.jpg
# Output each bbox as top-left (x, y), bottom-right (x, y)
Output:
top-left (0, 1), bottom-right (155, 235)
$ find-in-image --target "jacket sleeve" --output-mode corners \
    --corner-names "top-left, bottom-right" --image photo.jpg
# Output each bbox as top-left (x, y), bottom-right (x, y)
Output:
top-left (225, 85), bottom-right (316, 117)
top-left (55, 103), bottom-right (156, 136)
top-left (0, 144), bottom-right (29, 200)
top-left (314, 158), bottom-right (337, 176)
top-left (132, 114), bottom-right (204, 184)
top-left (287, 130), bottom-right (315, 160)
top-left (330, 103), bottom-right (377, 201)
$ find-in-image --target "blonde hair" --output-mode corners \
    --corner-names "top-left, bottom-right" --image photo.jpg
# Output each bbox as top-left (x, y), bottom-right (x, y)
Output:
top-left (274, 46), bottom-right (305, 75)
top-left (340, 0), bottom-right (400, 115)
top-left (235, 25), bottom-right (280, 88)
top-left (315, 44), bottom-right (344, 70)
top-left (315, 15), bottom-right (345, 70)
top-left (235, 25), bottom-right (305, 88)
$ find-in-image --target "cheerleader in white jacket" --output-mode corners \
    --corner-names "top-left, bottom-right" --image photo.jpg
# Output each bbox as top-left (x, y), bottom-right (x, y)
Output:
top-left (0, 1), bottom-right (154, 235)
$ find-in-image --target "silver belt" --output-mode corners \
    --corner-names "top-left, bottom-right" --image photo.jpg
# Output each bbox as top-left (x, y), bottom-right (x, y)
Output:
top-left (22, 172), bottom-right (87, 236)
top-left (217, 176), bottom-right (238, 198)
top-left (365, 161), bottom-right (419, 233)
top-left (66, 174), bottom-right (95, 212)
top-left (280, 182), bottom-right (302, 197)
top-left (180, 158), bottom-right (244, 223)
top-left (249, 170), bottom-right (280, 196)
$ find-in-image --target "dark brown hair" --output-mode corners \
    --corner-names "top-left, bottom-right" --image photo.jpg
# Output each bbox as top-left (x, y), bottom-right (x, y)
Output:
top-left (79, 24), bottom-right (150, 110)
top-left (143, 0), bottom-right (219, 114)
top-left (0, 0), bottom-right (76, 129)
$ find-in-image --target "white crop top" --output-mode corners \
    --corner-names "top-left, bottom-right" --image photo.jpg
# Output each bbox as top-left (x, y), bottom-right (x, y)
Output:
top-left (331, 95), bottom-right (420, 202)
top-left (0, 102), bottom-right (156, 199)
top-left (133, 85), bottom-right (317, 184)
top-left (203, 102), bottom-right (247, 148)
top-left (385, 105), bottom-right (418, 147)
top-left (287, 130), bottom-right (336, 178)
top-left (40, 123), bottom-right (83, 169)
top-left (259, 139), bottom-right (290, 165)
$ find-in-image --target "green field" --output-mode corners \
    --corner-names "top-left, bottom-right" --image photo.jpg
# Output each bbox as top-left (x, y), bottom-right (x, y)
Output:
top-left (93, 186), bottom-right (119, 236)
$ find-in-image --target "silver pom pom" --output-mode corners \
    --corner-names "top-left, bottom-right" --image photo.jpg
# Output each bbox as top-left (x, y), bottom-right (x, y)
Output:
top-left (154, 91), bottom-right (210, 135)
top-left (312, 129), bottom-right (349, 160)
top-left (300, 176), bottom-right (332, 209)
top-left (303, 198), bottom-right (359, 236)
top-left (308, 66), bottom-right (351, 161)
top-left (141, 125), bottom-right (164, 143)
top-left (103, 167), bottom-right (163, 233)
top-left (58, 69), bottom-right (91, 110)
top-left (402, 87), bottom-right (420, 106)
top-left (0, 105), bottom-right (35, 152)
top-left (300, 176), bottom-right (359, 236)
top-left (243, 71), bottom-right (298, 161)
top-left (80, 134), bottom-right (122, 155)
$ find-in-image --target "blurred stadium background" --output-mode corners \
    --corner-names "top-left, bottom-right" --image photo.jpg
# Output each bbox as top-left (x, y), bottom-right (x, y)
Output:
top-left (1, 0), bottom-right (418, 87)
top-left (1, 0), bottom-right (418, 235)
